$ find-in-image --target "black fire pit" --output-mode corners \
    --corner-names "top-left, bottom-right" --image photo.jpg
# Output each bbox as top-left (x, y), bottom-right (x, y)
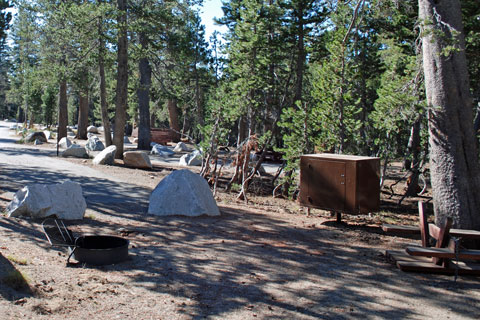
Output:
top-left (42, 219), bottom-right (129, 266)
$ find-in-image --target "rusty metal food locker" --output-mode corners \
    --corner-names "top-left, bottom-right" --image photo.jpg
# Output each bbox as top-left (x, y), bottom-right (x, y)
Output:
top-left (299, 154), bottom-right (380, 218)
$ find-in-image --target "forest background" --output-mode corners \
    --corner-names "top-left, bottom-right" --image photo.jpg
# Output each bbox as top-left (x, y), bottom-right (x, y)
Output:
top-left (0, 1), bottom-right (479, 227)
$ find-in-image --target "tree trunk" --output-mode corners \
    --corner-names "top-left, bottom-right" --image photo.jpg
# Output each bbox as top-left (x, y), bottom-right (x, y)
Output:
top-left (294, 4), bottom-right (305, 104)
top-left (137, 32), bottom-right (151, 150)
top-left (58, 79), bottom-right (68, 140)
top-left (98, 14), bottom-right (112, 147)
top-left (167, 98), bottom-right (180, 139)
top-left (113, 0), bottom-right (128, 159)
top-left (77, 90), bottom-right (89, 139)
top-left (419, 0), bottom-right (480, 230)
top-left (237, 116), bottom-right (247, 146)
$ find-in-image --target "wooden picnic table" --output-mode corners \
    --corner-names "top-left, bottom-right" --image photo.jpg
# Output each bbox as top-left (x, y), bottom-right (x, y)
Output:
top-left (384, 201), bottom-right (480, 275)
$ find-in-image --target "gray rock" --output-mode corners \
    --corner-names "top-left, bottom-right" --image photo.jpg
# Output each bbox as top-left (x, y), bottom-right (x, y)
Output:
top-left (151, 144), bottom-right (175, 157)
top-left (123, 151), bottom-right (152, 169)
top-left (25, 132), bottom-right (47, 143)
top-left (93, 145), bottom-right (117, 165)
top-left (62, 145), bottom-right (88, 158)
top-left (148, 169), bottom-right (220, 217)
top-left (58, 137), bottom-right (72, 149)
top-left (67, 132), bottom-right (76, 137)
top-left (86, 135), bottom-right (105, 152)
top-left (7, 181), bottom-right (87, 220)
top-left (87, 125), bottom-right (98, 133)
top-left (173, 142), bottom-right (189, 153)
top-left (179, 149), bottom-right (203, 166)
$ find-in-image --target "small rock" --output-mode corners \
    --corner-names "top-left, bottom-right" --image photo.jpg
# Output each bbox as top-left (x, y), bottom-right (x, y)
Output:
top-left (62, 145), bottom-right (88, 158)
top-left (85, 135), bottom-right (105, 152)
top-left (87, 125), bottom-right (98, 133)
top-left (58, 137), bottom-right (72, 149)
top-left (173, 142), bottom-right (189, 153)
top-left (25, 132), bottom-right (47, 143)
top-left (151, 144), bottom-right (175, 157)
top-left (123, 151), bottom-right (152, 169)
top-left (93, 145), bottom-right (117, 165)
top-left (179, 150), bottom-right (202, 166)
top-left (43, 130), bottom-right (52, 140)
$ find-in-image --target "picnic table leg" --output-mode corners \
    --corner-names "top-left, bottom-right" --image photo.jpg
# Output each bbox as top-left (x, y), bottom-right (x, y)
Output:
top-left (432, 217), bottom-right (453, 266)
top-left (418, 201), bottom-right (430, 247)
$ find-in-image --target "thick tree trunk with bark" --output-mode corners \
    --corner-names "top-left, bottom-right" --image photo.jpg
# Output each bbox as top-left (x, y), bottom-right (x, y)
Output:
top-left (419, 0), bottom-right (480, 230)
top-left (57, 79), bottom-right (68, 140)
top-left (113, 0), bottom-right (128, 159)
top-left (137, 32), bottom-right (151, 150)
top-left (77, 90), bottom-right (89, 139)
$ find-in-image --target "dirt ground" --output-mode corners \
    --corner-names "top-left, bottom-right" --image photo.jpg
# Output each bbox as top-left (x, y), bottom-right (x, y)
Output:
top-left (1, 133), bottom-right (480, 319)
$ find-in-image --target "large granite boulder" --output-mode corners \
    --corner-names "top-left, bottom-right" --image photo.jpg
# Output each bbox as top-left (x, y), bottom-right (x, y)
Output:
top-left (86, 135), bottom-right (105, 152)
top-left (7, 181), bottom-right (87, 220)
top-left (151, 144), bottom-right (175, 157)
top-left (173, 142), bottom-right (189, 153)
top-left (25, 131), bottom-right (47, 143)
top-left (93, 145), bottom-right (116, 165)
top-left (62, 145), bottom-right (88, 158)
top-left (123, 151), bottom-right (152, 169)
top-left (179, 150), bottom-right (203, 166)
top-left (87, 125), bottom-right (98, 133)
top-left (148, 169), bottom-right (220, 217)
top-left (58, 137), bottom-right (72, 149)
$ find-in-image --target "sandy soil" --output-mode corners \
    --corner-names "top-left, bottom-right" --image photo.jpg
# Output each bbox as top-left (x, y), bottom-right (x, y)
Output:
top-left (0, 128), bottom-right (479, 319)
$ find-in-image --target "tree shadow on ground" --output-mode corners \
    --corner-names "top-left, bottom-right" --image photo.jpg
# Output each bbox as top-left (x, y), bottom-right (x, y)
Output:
top-left (79, 205), bottom-right (480, 319)
top-left (0, 252), bottom-right (35, 301)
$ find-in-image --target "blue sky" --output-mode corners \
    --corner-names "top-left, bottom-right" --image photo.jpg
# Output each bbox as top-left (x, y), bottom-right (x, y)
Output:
top-left (198, 0), bottom-right (227, 42)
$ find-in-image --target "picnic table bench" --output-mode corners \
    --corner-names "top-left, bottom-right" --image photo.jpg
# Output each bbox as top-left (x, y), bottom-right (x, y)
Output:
top-left (384, 201), bottom-right (480, 275)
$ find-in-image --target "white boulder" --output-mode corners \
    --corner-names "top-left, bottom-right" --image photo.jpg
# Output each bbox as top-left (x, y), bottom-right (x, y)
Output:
top-left (148, 169), bottom-right (220, 217)
top-left (25, 132), bottom-right (47, 143)
top-left (93, 145), bottom-right (117, 165)
top-left (123, 151), bottom-right (152, 169)
top-left (151, 144), bottom-right (175, 157)
top-left (179, 150), bottom-right (203, 166)
top-left (43, 130), bottom-right (52, 140)
top-left (86, 135), bottom-right (105, 152)
top-left (58, 137), bottom-right (72, 149)
top-left (173, 142), bottom-right (189, 153)
top-left (62, 145), bottom-right (88, 158)
top-left (87, 125), bottom-right (98, 133)
top-left (7, 181), bottom-right (87, 220)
